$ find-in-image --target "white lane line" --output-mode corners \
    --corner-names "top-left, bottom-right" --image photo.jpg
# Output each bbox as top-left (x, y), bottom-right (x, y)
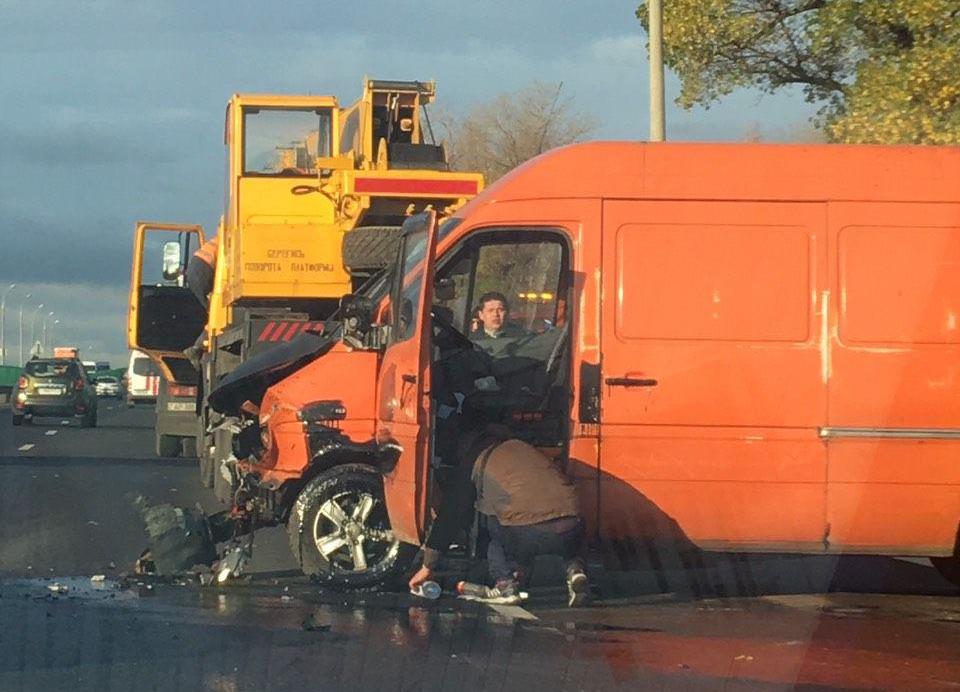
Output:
top-left (18, 444), bottom-right (34, 451)
top-left (485, 604), bottom-right (538, 621)
top-left (45, 430), bottom-right (58, 436)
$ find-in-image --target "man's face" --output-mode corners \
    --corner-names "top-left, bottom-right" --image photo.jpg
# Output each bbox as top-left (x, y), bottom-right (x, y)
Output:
top-left (479, 299), bottom-right (506, 333)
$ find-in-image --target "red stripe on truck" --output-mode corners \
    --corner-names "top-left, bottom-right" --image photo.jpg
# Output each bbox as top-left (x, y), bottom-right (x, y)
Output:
top-left (257, 321), bottom-right (277, 341)
top-left (353, 178), bottom-right (479, 196)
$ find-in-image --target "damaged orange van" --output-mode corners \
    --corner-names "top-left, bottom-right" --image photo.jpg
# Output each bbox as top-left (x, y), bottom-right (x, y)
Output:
top-left (213, 142), bottom-right (960, 589)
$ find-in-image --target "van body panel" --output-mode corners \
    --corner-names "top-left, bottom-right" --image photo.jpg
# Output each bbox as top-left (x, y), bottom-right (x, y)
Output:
top-left (597, 200), bottom-right (828, 549)
top-left (825, 201), bottom-right (960, 552)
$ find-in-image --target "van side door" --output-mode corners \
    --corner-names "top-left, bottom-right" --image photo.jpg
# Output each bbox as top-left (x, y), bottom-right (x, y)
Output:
top-left (127, 222), bottom-right (207, 383)
top-left (375, 211), bottom-right (438, 545)
top-left (599, 200), bottom-right (829, 552)
top-left (826, 202), bottom-right (960, 554)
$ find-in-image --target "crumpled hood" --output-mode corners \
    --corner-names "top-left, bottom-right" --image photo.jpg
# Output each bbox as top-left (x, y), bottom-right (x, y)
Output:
top-left (207, 327), bottom-right (338, 415)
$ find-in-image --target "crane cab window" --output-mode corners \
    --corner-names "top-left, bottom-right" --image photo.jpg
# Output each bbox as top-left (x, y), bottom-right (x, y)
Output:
top-left (242, 107), bottom-right (333, 176)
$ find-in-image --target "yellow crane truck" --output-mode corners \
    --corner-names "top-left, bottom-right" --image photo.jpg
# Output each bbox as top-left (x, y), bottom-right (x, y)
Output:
top-left (127, 79), bottom-right (483, 493)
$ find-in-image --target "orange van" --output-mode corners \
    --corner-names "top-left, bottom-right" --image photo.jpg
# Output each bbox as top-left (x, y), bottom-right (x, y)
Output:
top-left (216, 142), bottom-right (960, 589)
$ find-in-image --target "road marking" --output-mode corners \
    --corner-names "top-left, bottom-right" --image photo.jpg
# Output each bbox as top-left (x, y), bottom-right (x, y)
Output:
top-left (485, 604), bottom-right (538, 621)
top-left (61, 420), bottom-right (70, 426)
top-left (18, 444), bottom-right (34, 451)
top-left (45, 430), bottom-right (58, 436)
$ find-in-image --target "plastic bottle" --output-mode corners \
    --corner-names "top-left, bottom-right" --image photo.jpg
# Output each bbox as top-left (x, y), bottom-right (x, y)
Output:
top-left (411, 580), bottom-right (442, 600)
top-left (455, 581), bottom-right (490, 598)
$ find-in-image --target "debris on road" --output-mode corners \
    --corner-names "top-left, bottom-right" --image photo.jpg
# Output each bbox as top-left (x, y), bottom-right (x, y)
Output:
top-left (47, 583), bottom-right (68, 594)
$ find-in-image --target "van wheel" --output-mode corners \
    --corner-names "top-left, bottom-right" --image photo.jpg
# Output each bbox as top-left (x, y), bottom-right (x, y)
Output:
top-left (156, 434), bottom-right (180, 457)
top-left (931, 556), bottom-right (960, 588)
top-left (342, 226), bottom-right (403, 276)
top-left (287, 464), bottom-right (413, 589)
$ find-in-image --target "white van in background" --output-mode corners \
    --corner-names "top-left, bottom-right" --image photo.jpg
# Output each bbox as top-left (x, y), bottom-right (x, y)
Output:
top-left (126, 349), bottom-right (161, 406)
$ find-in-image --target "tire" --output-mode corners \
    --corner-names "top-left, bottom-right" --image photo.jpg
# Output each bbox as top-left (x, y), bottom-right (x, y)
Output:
top-left (342, 226), bottom-right (403, 276)
top-left (931, 556), bottom-right (960, 588)
top-left (12, 414), bottom-right (23, 427)
top-left (287, 464), bottom-right (414, 589)
top-left (156, 433), bottom-right (180, 457)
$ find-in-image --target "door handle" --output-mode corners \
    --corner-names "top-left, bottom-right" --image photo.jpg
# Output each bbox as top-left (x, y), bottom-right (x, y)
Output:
top-left (605, 377), bottom-right (658, 387)
top-left (402, 374), bottom-right (417, 384)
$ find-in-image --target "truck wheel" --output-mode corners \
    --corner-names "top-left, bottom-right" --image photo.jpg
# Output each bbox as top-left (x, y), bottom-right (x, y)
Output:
top-left (342, 226), bottom-right (403, 276)
top-left (12, 414), bottom-right (23, 427)
top-left (156, 433), bottom-right (179, 457)
top-left (931, 556), bottom-right (960, 588)
top-left (287, 464), bottom-right (412, 589)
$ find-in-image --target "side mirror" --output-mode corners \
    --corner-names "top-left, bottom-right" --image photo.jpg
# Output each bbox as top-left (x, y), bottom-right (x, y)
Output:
top-left (162, 241), bottom-right (183, 281)
top-left (434, 277), bottom-right (456, 302)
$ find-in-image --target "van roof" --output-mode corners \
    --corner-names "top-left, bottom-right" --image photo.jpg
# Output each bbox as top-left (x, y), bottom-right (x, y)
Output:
top-left (462, 141), bottom-right (960, 208)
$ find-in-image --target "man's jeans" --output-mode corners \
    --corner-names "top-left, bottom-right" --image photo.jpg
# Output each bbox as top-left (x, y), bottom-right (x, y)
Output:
top-left (485, 515), bottom-right (584, 583)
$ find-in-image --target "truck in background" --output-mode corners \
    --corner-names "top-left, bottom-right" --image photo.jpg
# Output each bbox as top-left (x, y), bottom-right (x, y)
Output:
top-left (127, 78), bottom-right (483, 494)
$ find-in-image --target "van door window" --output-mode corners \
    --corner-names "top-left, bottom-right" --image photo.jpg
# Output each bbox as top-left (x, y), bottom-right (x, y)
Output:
top-left (432, 231), bottom-right (570, 444)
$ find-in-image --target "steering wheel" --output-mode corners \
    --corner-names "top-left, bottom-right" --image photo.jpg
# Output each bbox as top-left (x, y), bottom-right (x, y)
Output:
top-left (431, 308), bottom-right (475, 350)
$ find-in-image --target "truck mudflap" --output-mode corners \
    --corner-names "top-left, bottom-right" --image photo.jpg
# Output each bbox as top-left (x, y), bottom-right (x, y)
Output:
top-left (208, 328), bottom-right (338, 416)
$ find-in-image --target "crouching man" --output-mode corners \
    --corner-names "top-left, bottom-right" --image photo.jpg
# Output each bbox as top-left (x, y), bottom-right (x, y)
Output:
top-left (409, 424), bottom-right (590, 607)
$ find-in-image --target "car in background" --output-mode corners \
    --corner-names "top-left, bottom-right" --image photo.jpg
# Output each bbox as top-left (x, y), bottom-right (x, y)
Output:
top-left (12, 357), bottom-right (98, 427)
top-left (126, 349), bottom-right (161, 407)
top-left (94, 375), bottom-right (121, 398)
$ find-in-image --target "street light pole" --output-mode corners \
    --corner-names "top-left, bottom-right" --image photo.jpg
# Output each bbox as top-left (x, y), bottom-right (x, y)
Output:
top-left (18, 293), bottom-right (31, 366)
top-left (41, 311), bottom-right (54, 354)
top-left (0, 283), bottom-right (15, 366)
top-left (29, 303), bottom-right (44, 359)
top-left (48, 319), bottom-right (59, 352)
top-left (648, 0), bottom-right (666, 141)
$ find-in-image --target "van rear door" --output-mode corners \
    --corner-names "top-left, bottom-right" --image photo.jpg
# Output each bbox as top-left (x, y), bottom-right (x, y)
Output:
top-left (826, 202), bottom-right (960, 554)
top-left (127, 222), bottom-right (206, 383)
top-left (600, 200), bottom-right (828, 551)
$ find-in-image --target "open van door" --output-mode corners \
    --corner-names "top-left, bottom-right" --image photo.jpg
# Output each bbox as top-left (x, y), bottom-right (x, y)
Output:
top-left (375, 211), bottom-right (438, 545)
top-left (127, 222), bottom-right (207, 383)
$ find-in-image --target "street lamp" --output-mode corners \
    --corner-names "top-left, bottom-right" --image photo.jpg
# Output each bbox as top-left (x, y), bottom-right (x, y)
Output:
top-left (29, 303), bottom-right (44, 360)
top-left (17, 293), bottom-right (32, 365)
top-left (0, 283), bottom-right (15, 366)
top-left (47, 319), bottom-right (60, 353)
top-left (41, 311), bottom-right (54, 354)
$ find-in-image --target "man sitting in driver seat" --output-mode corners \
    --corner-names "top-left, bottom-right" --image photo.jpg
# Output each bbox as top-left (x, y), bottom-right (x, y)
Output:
top-left (470, 292), bottom-right (527, 345)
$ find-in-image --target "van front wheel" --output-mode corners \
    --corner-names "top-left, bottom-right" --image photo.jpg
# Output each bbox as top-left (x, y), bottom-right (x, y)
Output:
top-left (287, 464), bottom-right (413, 589)
top-left (931, 556), bottom-right (960, 588)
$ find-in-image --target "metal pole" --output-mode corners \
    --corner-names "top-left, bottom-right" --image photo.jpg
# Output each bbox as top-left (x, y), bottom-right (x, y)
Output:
top-left (0, 283), bottom-right (15, 366)
top-left (41, 312), bottom-right (53, 354)
top-left (18, 294), bottom-right (30, 366)
top-left (648, 0), bottom-right (666, 141)
top-left (29, 304), bottom-right (43, 359)
top-left (49, 320), bottom-right (59, 351)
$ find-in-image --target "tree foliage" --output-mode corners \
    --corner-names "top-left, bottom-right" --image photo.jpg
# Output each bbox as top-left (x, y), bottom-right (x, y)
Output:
top-left (442, 81), bottom-right (597, 182)
top-left (636, 0), bottom-right (960, 143)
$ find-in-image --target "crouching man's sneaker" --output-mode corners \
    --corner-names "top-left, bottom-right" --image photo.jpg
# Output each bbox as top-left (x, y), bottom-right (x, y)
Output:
top-left (566, 566), bottom-right (590, 607)
top-left (457, 579), bottom-right (523, 605)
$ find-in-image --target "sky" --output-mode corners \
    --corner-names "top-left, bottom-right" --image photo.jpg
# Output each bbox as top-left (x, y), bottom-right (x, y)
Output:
top-left (0, 0), bottom-right (819, 368)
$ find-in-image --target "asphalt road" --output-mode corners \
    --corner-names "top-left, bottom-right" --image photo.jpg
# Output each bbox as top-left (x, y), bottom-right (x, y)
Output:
top-left (0, 402), bottom-right (958, 691)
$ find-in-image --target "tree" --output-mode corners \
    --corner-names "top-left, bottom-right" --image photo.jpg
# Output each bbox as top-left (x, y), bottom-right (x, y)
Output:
top-left (636, 0), bottom-right (960, 144)
top-left (442, 81), bottom-right (597, 182)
